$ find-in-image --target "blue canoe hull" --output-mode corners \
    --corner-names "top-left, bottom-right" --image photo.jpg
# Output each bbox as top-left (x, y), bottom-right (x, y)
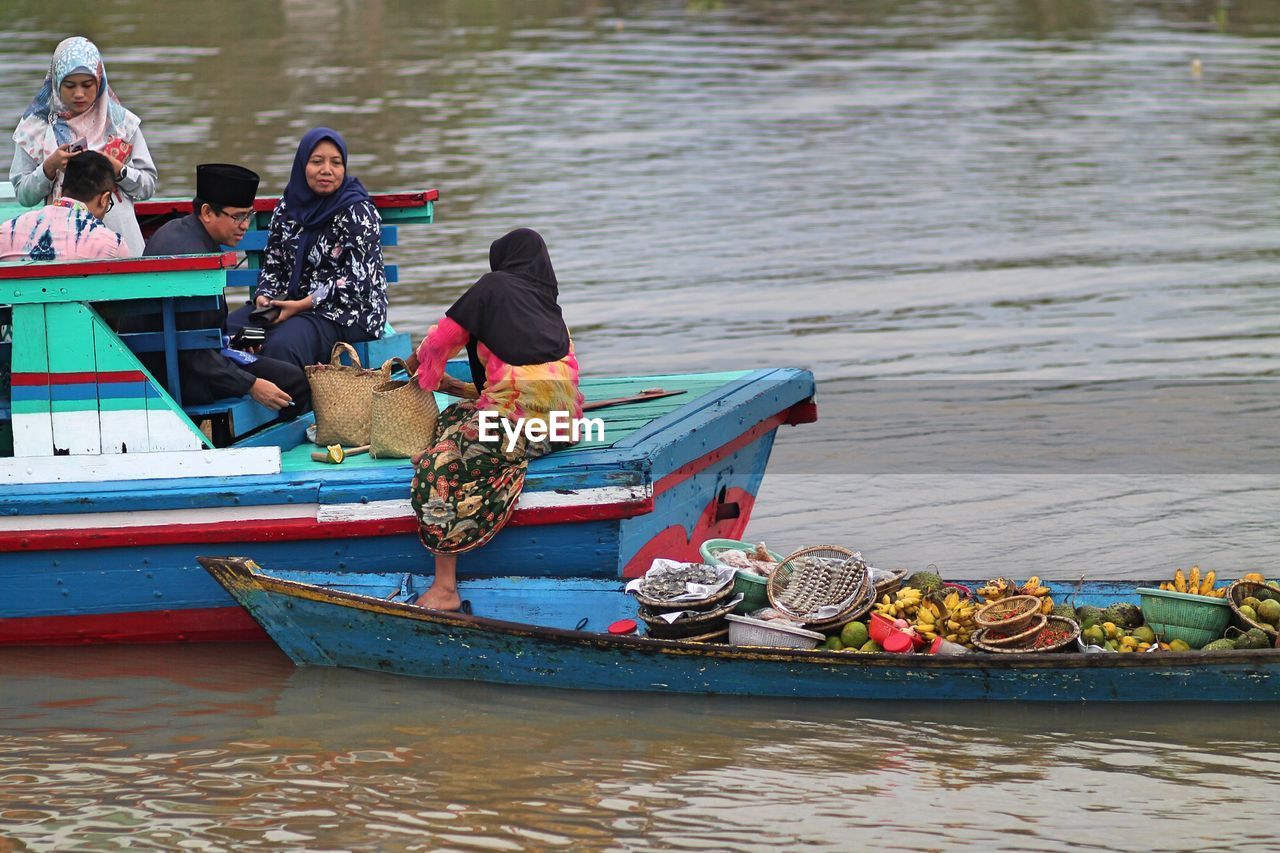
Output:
top-left (199, 561), bottom-right (1280, 702)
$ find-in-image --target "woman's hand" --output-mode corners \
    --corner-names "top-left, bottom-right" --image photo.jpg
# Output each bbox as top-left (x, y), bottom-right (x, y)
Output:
top-left (42, 144), bottom-right (79, 180)
top-left (254, 293), bottom-right (273, 309)
top-left (404, 351), bottom-right (420, 375)
top-left (437, 374), bottom-right (479, 399)
top-left (269, 296), bottom-right (314, 324)
top-left (104, 152), bottom-right (125, 181)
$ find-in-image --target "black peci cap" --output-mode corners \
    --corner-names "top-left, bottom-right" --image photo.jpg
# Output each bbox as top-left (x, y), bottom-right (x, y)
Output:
top-left (196, 163), bottom-right (259, 208)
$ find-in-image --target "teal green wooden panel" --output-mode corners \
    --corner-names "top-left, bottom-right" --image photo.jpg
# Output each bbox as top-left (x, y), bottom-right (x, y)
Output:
top-left (9, 304), bottom-right (49, 375)
top-left (44, 303), bottom-right (98, 374)
top-left (376, 203), bottom-right (434, 224)
top-left (1, 268), bottom-right (226, 304)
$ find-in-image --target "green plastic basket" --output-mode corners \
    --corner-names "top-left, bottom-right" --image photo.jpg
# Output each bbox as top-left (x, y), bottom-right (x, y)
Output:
top-left (1136, 587), bottom-right (1231, 649)
top-left (699, 539), bottom-right (783, 614)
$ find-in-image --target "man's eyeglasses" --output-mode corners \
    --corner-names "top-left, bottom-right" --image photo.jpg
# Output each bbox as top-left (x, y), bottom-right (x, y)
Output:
top-left (212, 206), bottom-right (255, 225)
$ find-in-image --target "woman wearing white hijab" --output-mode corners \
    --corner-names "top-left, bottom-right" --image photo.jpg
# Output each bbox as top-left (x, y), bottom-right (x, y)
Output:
top-left (10, 36), bottom-right (157, 255)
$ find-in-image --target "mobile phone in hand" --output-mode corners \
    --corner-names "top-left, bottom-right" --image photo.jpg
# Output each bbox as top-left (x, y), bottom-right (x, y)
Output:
top-left (67, 137), bottom-right (88, 153)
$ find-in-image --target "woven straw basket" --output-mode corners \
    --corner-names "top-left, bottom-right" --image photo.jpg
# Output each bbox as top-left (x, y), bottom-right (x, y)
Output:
top-left (767, 545), bottom-right (872, 628)
top-left (371, 358), bottom-right (440, 459)
top-left (305, 342), bottom-right (389, 447)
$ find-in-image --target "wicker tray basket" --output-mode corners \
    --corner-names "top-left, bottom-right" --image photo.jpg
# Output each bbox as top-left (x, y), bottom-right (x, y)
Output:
top-left (872, 569), bottom-right (908, 599)
top-left (971, 613), bottom-right (1047, 651)
top-left (974, 594), bottom-right (1042, 632)
top-left (639, 595), bottom-right (740, 639)
top-left (633, 573), bottom-right (736, 613)
top-left (767, 545), bottom-right (871, 627)
top-left (671, 626), bottom-right (730, 644)
top-left (1226, 580), bottom-right (1280, 642)
top-left (1022, 615), bottom-right (1081, 654)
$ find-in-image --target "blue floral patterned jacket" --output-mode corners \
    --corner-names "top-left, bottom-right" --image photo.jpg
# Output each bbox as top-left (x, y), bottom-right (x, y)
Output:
top-left (256, 198), bottom-right (388, 339)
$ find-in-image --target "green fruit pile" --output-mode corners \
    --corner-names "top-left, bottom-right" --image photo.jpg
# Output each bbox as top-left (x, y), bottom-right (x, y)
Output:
top-left (1080, 620), bottom-right (1165, 653)
top-left (1203, 628), bottom-right (1271, 652)
top-left (821, 620), bottom-right (879, 653)
top-left (1239, 592), bottom-right (1280, 630)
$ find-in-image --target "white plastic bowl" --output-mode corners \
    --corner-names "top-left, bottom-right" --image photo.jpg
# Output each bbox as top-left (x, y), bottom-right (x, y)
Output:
top-left (725, 614), bottom-right (825, 649)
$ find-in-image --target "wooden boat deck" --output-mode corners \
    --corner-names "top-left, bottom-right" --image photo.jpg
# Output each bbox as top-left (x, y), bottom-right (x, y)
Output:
top-left (277, 371), bottom-right (750, 472)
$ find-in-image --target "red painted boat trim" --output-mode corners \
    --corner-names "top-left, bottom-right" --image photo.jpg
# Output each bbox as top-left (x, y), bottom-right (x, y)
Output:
top-left (12, 370), bottom-right (147, 386)
top-left (134, 190), bottom-right (439, 218)
top-left (0, 401), bottom-right (812, 553)
top-left (0, 251), bottom-right (237, 280)
top-left (0, 606), bottom-right (267, 646)
top-left (0, 499), bottom-right (653, 553)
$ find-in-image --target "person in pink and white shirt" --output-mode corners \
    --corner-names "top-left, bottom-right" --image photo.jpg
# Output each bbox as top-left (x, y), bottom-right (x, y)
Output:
top-left (0, 150), bottom-right (123, 262)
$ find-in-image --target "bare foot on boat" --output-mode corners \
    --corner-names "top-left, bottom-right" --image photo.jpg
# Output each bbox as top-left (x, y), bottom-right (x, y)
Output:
top-left (414, 586), bottom-right (462, 611)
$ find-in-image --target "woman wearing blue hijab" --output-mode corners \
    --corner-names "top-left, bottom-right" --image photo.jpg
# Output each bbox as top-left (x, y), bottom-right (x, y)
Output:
top-left (227, 127), bottom-right (388, 368)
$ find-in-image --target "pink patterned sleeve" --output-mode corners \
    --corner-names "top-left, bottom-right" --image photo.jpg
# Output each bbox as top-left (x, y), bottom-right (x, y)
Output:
top-left (415, 316), bottom-right (470, 391)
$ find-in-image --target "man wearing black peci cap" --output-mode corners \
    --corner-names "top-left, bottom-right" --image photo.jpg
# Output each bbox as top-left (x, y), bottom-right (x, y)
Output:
top-left (141, 163), bottom-right (309, 420)
top-left (147, 163), bottom-right (260, 256)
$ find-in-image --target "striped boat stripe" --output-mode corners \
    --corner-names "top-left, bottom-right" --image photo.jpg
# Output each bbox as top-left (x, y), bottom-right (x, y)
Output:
top-left (10, 370), bottom-right (150, 385)
top-left (0, 485), bottom-right (651, 534)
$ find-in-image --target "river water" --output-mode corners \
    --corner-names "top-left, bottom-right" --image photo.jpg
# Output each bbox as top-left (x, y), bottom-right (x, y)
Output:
top-left (3, 0), bottom-right (1280, 849)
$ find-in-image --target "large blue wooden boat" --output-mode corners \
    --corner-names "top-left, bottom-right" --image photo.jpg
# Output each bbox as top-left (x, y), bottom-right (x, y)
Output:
top-left (199, 558), bottom-right (1280, 702)
top-left (0, 185), bottom-right (816, 644)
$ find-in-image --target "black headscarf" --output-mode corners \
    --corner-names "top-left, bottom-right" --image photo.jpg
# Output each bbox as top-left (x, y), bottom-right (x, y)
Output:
top-left (446, 228), bottom-right (570, 392)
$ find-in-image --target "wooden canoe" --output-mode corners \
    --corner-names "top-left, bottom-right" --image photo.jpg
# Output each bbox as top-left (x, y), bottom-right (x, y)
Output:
top-left (197, 558), bottom-right (1280, 702)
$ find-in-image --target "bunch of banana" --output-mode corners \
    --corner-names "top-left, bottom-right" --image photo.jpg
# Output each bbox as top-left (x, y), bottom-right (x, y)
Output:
top-left (1158, 565), bottom-right (1225, 597)
top-left (874, 586), bottom-right (924, 620)
top-left (1019, 575), bottom-right (1056, 614)
top-left (976, 577), bottom-right (1015, 602)
top-left (915, 589), bottom-right (979, 645)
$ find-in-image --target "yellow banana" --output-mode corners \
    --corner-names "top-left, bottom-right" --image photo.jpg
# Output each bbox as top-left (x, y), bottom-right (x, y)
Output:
top-left (1188, 566), bottom-right (1200, 594)
top-left (1200, 571), bottom-right (1216, 596)
top-left (1174, 569), bottom-right (1186, 593)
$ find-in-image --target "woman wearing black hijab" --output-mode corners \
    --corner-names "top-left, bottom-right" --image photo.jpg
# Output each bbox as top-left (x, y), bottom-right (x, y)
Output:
top-left (406, 229), bottom-right (583, 611)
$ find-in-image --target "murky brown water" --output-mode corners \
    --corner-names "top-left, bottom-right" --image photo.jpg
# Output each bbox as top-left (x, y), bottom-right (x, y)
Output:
top-left (3, 0), bottom-right (1280, 848)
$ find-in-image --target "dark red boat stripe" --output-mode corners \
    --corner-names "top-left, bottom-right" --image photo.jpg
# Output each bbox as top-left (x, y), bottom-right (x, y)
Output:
top-left (0, 606), bottom-right (267, 646)
top-left (0, 499), bottom-right (652, 552)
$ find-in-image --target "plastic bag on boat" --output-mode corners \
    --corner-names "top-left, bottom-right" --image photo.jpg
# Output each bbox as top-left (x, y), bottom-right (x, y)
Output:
top-left (717, 548), bottom-right (776, 576)
top-left (868, 567), bottom-right (895, 585)
top-left (748, 607), bottom-right (805, 628)
top-left (654, 594), bottom-right (745, 623)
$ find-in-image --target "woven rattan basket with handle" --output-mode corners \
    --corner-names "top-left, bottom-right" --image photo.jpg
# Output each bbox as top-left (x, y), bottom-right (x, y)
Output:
top-left (306, 342), bottom-right (390, 447)
top-left (767, 545), bottom-right (871, 626)
top-left (370, 357), bottom-right (440, 459)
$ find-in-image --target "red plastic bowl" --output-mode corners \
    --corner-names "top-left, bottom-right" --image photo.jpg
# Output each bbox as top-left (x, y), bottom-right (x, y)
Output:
top-left (869, 612), bottom-right (895, 645)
